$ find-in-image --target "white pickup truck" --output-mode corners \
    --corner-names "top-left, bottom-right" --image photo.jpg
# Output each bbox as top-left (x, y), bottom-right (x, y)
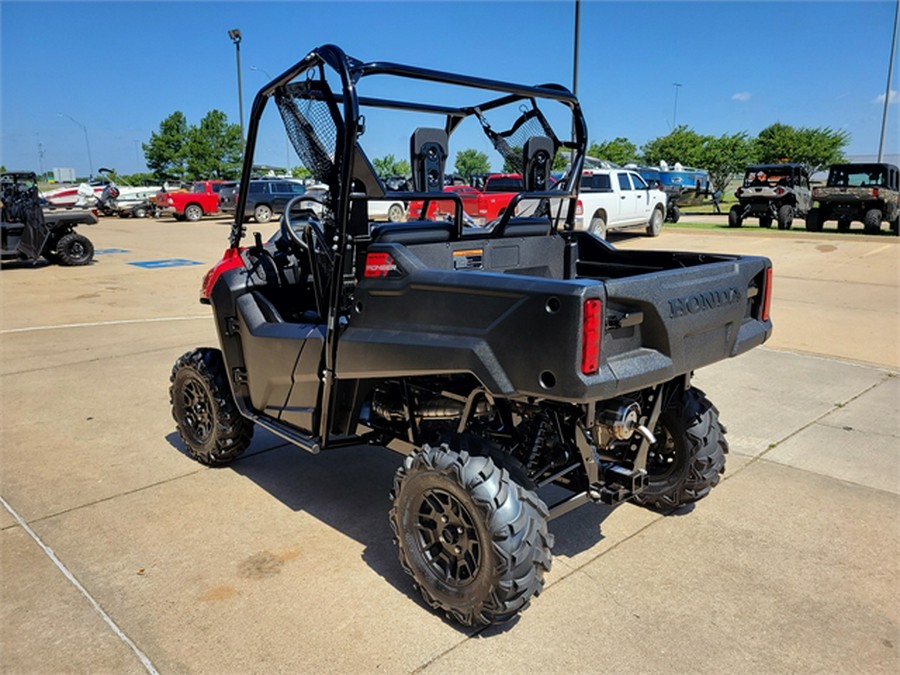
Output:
top-left (574, 168), bottom-right (667, 238)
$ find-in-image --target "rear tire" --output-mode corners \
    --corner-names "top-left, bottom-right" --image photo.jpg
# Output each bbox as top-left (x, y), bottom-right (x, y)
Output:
top-left (646, 206), bottom-right (664, 236)
top-left (805, 207), bottom-right (823, 232)
top-left (56, 232), bottom-right (94, 266)
top-left (668, 205), bottom-right (681, 223)
top-left (727, 205), bottom-right (742, 228)
top-left (777, 204), bottom-right (794, 230)
top-left (254, 204), bottom-right (273, 223)
top-left (390, 444), bottom-right (552, 627)
top-left (170, 348), bottom-right (253, 465)
top-left (863, 208), bottom-right (882, 234)
top-left (184, 204), bottom-right (203, 222)
top-left (589, 215), bottom-right (608, 239)
top-left (387, 203), bottom-right (405, 222)
top-left (759, 215), bottom-right (773, 229)
top-left (633, 386), bottom-right (728, 510)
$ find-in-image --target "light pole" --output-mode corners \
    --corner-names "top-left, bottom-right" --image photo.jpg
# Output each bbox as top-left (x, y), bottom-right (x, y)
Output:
top-left (250, 66), bottom-right (292, 173)
top-left (878, 0), bottom-right (899, 162)
top-left (58, 112), bottom-right (94, 178)
top-left (228, 28), bottom-right (245, 150)
top-left (672, 83), bottom-right (682, 130)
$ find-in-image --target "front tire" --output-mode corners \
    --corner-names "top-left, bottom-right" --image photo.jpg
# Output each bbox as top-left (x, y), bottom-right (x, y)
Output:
top-left (170, 348), bottom-right (253, 465)
top-left (56, 232), bottom-right (94, 266)
top-left (390, 445), bottom-right (552, 627)
top-left (633, 386), bottom-right (728, 510)
top-left (646, 206), bottom-right (664, 236)
top-left (727, 205), bottom-right (742, 228)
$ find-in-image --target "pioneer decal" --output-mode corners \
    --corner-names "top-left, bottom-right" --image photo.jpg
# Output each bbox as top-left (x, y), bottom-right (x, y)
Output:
top-left (668, 287), bottom-right (742, 318)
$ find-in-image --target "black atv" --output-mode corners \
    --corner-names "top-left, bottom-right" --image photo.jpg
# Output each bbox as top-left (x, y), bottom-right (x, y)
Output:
top-left (1, 172), bottom-right (97, 266)
top-left (170, 45), bottom-right (773, 627)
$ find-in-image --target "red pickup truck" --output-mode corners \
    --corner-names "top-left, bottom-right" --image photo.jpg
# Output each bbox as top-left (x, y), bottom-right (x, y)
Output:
top-left (408, 173), bottom-right (523, 224)
top-left (154, 180), bottom-right (226, 221)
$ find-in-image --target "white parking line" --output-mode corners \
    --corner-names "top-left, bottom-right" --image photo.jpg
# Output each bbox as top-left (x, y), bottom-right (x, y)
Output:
top-left (0, 316), bottom-right (208, 335)
top-left (0, 495), bottom-right (160, 675)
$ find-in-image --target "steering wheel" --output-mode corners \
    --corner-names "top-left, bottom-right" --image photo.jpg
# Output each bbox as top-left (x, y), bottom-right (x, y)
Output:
top-left (281, 194), bottom-right (334, 262)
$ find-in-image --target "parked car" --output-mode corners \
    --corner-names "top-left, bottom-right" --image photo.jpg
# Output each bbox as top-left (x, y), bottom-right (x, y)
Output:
top-left (219, 178), bottom-right (307, 223)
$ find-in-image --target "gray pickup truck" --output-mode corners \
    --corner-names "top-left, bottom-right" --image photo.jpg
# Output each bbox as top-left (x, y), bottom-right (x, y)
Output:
top-left (170, 45), bottom-right (774, 628)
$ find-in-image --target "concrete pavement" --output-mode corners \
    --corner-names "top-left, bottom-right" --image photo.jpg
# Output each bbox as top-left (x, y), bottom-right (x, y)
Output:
top-left (1, 216), bottom-right (897, 673)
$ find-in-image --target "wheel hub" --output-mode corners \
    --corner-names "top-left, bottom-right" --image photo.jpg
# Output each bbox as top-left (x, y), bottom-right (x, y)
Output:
top-left (181, 379), bottom-right (213, 442)
top-left (416, 488), bottom-right (481, 584)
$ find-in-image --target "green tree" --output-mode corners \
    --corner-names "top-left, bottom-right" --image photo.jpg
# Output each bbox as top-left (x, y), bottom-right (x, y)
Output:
top-left (144, 111), bottom-right (189, 180)
top-left (755, 123), bottom-right (849, 176)
top-left (641, 125), bottom-right (708, 168)
top-left (372, 154), bottom-right (411, 178)
top-left (455, 148), bottom-right (491, 183)
top-left (698, 132), bottom-right (756, 193)
top-left (183, 110), bottom-right (243, 180)
top-left (291, 165), bottom-right (312, 180)
top-left (587, 137), bottom-right (638, 165)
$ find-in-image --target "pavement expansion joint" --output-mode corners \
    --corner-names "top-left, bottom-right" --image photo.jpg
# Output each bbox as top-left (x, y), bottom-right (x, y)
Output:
top-left (0, 495), bottom-right (160, 674)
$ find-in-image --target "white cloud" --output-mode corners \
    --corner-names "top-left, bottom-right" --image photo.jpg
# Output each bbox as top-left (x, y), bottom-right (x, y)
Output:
top-left (732, 92), bottom-right (752, 102)
top-left (874, 89), bottom-right (898, 104)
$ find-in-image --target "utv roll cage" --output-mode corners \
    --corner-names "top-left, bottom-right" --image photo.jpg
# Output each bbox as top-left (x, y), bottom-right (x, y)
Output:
top-left (231, 43), bottom-right (587, 250)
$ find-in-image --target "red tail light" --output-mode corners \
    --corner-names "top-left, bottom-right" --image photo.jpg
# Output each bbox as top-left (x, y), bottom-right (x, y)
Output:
top-left (776, 187), bottom-right (784, 196)
top-left (873, 188), bottom-right (879, 198)
top-left (576, 199), bottom-right (583, 216)
top-left (581, 298), bottom-right (602, 375)
top-left (200, 247), bottom-right (245, 303)
top-left (762, 267), bottom-right (773, 322)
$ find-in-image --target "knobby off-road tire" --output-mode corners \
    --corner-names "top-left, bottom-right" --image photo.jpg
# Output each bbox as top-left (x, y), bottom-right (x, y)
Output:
top-left (390, 445), bottom-right (552, 627)
top-left (56, 232), bottom-right (94, 266)
top-left (863, 208), bottom-right (882, 234)
top-left (633, 386), bottom-right (728, 510)
top-left (777, 204), bottom-right (794, 230)
top-left (805, 207), bottom-right (824, 232)
top-left (727, 205), bottom-right (742, 228)
top-left (170, 348), bottom-right (253, 465)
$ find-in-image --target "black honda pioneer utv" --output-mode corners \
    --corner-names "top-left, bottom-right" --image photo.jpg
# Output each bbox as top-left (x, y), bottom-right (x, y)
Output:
top-left (170, 45), bottom-right (773, 627)
top-left (729, 163), bottom-right (812, 230)
top-left (1, 172), bottom-right (97, 266)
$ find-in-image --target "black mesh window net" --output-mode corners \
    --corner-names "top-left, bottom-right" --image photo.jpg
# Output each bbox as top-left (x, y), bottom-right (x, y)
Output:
top-left (275, 80), bottom-right (341, 186)
top-left (477, 104), bottom-right (560, 174)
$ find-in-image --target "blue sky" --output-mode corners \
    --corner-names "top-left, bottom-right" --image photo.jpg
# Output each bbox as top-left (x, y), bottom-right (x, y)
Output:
top-left (1, 0), bottom-right (897, 177)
